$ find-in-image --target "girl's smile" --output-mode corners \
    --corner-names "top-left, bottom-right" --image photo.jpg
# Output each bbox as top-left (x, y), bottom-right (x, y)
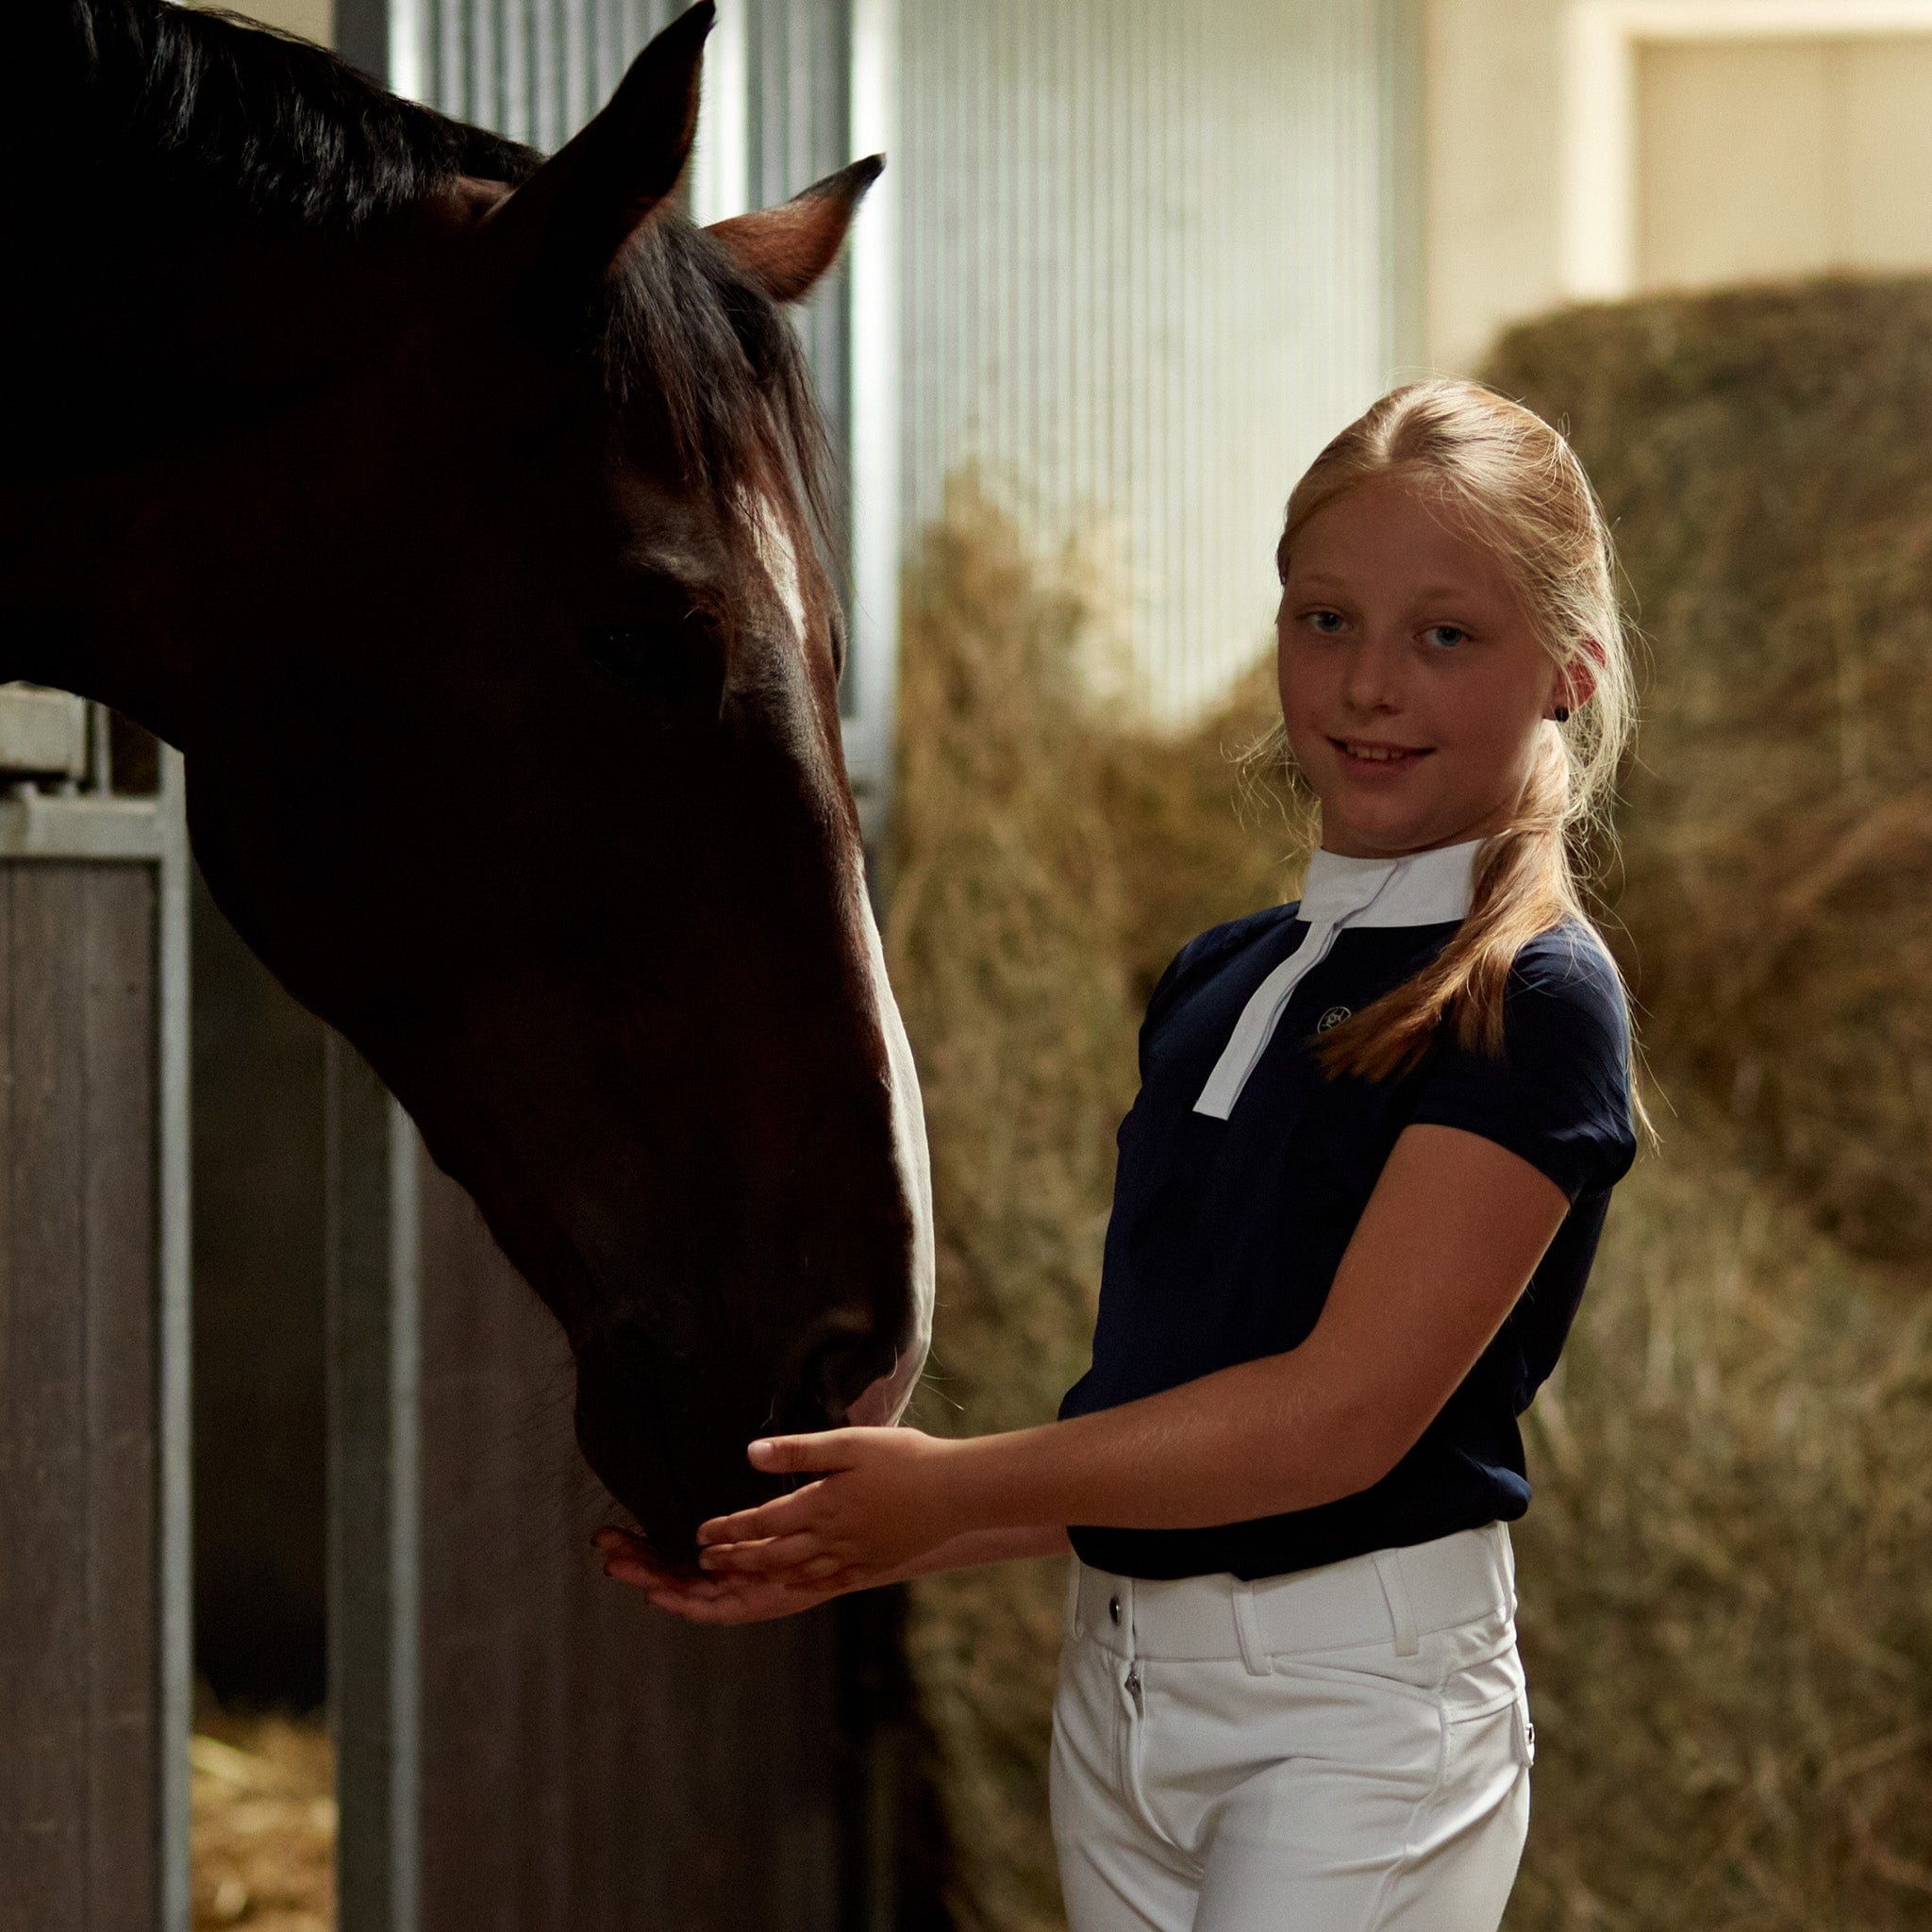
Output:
top-left (1331, 736), bottom-right (1432, 770)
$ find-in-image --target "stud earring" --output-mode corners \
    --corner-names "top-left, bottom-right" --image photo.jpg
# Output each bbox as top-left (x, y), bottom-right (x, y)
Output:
top-left (1553, 705), bottom-right (1571, 724)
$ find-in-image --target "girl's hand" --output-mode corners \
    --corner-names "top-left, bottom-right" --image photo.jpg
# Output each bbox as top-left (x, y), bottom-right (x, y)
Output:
top-left (696, 1426), bottom-right (965, 1579)
top-left (592, 1527), bottom-right (863, 1625)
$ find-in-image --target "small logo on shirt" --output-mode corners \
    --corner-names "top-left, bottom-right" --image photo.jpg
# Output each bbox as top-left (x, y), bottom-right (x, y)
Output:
top-left (1315, 1006), bottom-right (1353, 1033)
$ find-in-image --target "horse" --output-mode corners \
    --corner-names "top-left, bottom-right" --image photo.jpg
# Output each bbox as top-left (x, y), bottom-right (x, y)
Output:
top-left (0, 0), bottom-right (934, 1564)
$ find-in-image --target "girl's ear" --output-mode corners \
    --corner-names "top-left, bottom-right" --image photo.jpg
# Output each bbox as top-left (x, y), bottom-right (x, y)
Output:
top-left (1555, 638), bottom-right (1604, 715)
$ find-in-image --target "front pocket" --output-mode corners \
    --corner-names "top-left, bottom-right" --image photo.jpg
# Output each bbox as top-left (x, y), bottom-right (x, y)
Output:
top-left (1439, 1690), bottom-right (1527, 1802)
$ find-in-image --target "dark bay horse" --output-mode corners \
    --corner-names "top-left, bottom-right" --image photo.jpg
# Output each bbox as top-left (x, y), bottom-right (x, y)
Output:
top-left (1, 0), bottom-right (932, 1562)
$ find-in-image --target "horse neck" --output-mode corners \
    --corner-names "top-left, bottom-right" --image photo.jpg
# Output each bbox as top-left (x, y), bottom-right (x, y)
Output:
top-left (0, 213), bottom-right (452, 749)
top-left (0, 4), bottom-right (522, 741)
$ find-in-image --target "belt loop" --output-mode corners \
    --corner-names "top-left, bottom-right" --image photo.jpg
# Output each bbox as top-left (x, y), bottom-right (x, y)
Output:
top-left (1493, 1521), bottom-right (1518, 1618)
top-left (1371, 1548), bottom-right (1421, 1657)
top-left (1230, 1579), bottom-right (1273, 1677)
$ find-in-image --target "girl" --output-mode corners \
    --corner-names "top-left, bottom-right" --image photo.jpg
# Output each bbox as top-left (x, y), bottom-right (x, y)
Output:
top-left (596, 378), bottom-right (1641, 1931)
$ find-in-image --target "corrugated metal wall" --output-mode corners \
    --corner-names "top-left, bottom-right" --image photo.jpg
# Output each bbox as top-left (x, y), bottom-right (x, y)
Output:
top-left (896, 0), bottom-right (1416, 721)
top-left (405, 0), bottom-right (679, 147)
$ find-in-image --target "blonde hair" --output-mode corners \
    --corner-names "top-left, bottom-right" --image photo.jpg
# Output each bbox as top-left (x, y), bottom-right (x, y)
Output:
top-left (1260, 378), bottom-right (1640, 1086)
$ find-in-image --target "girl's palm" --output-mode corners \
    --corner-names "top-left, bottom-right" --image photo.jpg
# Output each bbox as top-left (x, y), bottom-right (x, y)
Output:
top-left (595, 1528), bottom-right (860, 1625)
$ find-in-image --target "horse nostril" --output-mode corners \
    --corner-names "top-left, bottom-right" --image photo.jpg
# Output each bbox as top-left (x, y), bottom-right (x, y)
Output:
top-left (799, 1326), bottom-right (889, 1419)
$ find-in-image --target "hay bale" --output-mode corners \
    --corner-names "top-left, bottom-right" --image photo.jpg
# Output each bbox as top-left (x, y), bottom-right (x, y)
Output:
top-left (1484, 279), bottom-right (1932, 1270)
top-left (1510, 1107), bottom-right (1932, 1929)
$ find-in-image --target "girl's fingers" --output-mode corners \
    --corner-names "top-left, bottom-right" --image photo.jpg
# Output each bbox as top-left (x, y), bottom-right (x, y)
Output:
top-left (638, 1582), bottom-right (758, 1624)
top-left (699, 1530), bottom-right (826, 1574)
top-left (591, 1527), bottom-right (655, 1563)
top-left (744, 1431), bottom-right (859, 1475)
top-left (696, 1484), bottom-right (821, 1547)
top-left (604, 1554), bottom-right (728, 1600)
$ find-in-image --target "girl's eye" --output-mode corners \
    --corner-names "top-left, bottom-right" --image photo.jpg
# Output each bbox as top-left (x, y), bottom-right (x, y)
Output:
top-left (1423, 624), bottom-right (1470, 649)
top-left (1304, 609), bottom-right (1347, 636)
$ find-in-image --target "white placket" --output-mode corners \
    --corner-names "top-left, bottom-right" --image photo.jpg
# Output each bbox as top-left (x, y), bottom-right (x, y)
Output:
top-left (1191, 873), bottom-right (1392, 1119)
top-left (1191, 840), bottom-right (1484, 1121)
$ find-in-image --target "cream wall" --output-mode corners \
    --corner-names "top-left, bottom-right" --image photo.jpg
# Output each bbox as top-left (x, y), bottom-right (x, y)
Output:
top-left (186, 0), bottom-right (333, 48)
top-left (1423, 2), bottom-right (1932, 373)
top-left (1639, 34), bottom-right (1932, 287)
top-left (1422, 0), bottom-right (1569, 375)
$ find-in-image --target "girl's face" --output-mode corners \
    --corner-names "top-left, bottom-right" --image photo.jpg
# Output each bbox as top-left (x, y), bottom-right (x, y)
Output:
top-left (1276, 472), bottom-right (1583, 859)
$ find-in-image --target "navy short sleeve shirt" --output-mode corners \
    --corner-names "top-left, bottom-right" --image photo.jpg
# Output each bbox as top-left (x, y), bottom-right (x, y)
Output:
top-left (1058, 905), bottom-right (1637, 1580)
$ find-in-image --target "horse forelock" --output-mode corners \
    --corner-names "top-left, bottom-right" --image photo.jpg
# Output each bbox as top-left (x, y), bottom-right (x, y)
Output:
top-left (591, 220), bottom-right (841, 595)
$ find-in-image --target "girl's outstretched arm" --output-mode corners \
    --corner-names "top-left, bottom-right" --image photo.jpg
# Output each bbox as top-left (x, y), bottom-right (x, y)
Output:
top-left (694, 1124), bottom-right (1569, 1578)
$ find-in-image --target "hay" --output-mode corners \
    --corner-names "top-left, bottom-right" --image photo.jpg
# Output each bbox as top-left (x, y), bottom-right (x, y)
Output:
top-left (191, 1697), bottom-right (334, 1930)
top-left (1484, 278), bottom-right (1932, 1271)
top-left (886, 469), bottom-right (1932, 1930)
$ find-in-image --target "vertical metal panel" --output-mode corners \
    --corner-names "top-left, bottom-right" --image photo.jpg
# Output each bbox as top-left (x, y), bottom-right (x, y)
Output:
top-left (0, 867), bottom-right (92, 1932)
top-left (0, 859), bottom-right (175, 1932)
top-left (154, 750), bottom-right (193, 1932)
top-left (0, 731), bottom-right (190, 1932)
top-left (325, 1040), bottom-right (423, 1932)
top-left (80, 871), bottom-right (163, 1932)
top-left (844, 0), bottom-right (899, 837)
top-left (897, 0), bottom-right (1409, 722)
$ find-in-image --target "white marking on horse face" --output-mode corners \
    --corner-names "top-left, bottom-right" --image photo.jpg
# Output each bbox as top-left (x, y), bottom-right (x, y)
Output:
top-left (845, 850), bottom-right (935, 1428)
top-left (746, 488), bottom-right (809, 648)
top-left (744, 488), bottom-right (928, 1424)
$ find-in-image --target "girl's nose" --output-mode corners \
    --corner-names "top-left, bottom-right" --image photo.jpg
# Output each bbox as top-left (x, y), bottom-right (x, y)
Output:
top-left (1341, 633), bottom-right (1405, 713)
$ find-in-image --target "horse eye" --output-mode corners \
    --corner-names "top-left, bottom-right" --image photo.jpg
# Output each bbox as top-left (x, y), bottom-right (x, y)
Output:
top-left (827, 602), bottom-right (849, 683)
top-left (579, 612), bottom-right (721, 705)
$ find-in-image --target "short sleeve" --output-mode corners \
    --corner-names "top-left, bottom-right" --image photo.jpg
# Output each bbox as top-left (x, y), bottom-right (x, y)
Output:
top-left (1405, 924), bottom-right (1637, 1203)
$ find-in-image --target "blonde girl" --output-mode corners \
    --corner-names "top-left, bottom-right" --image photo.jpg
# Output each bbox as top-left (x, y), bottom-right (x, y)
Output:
top-left (599, 378), bottom-right (1641, 1932)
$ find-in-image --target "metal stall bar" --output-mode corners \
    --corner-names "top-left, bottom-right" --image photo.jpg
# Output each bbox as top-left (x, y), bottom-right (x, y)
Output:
top-left (324, 1044), bottom-right (423, 1932)
top-left (0, 699), bottom-right (192, 1932)
top-left (318, 11), bottom-right (428, 1928)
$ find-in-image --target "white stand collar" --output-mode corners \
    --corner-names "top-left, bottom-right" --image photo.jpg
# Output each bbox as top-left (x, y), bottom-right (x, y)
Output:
top-left (1298, 836), bottom-right (1483, 929)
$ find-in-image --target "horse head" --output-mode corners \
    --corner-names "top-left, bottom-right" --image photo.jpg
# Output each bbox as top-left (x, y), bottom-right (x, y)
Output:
top-left (15, 1), bottom-right (933, 1560)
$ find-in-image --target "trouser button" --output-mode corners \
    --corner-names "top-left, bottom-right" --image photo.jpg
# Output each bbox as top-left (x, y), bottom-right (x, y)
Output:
top-left (1108, 1595), bottom-right (1121, 1625)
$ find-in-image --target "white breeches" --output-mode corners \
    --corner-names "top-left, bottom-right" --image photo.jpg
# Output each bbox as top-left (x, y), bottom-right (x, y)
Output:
top-left (1050, 1522), bottom-right (1534, 1931)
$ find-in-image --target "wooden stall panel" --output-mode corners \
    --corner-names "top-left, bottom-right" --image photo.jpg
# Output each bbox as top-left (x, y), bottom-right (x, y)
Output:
top-left (415, 1159), bottom-right (847, 1932)
top-left (0, 865), bottom-right (158, 1932)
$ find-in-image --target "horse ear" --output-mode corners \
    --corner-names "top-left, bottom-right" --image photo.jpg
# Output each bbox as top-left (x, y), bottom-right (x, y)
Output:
top-left (706, 157), bottom-right (884, 304)
top-left (480, 0), bottom-right (714, 294)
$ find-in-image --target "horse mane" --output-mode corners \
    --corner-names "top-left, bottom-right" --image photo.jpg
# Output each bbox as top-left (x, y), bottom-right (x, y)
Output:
top-left (10, 0), bottom-right (834, 546)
